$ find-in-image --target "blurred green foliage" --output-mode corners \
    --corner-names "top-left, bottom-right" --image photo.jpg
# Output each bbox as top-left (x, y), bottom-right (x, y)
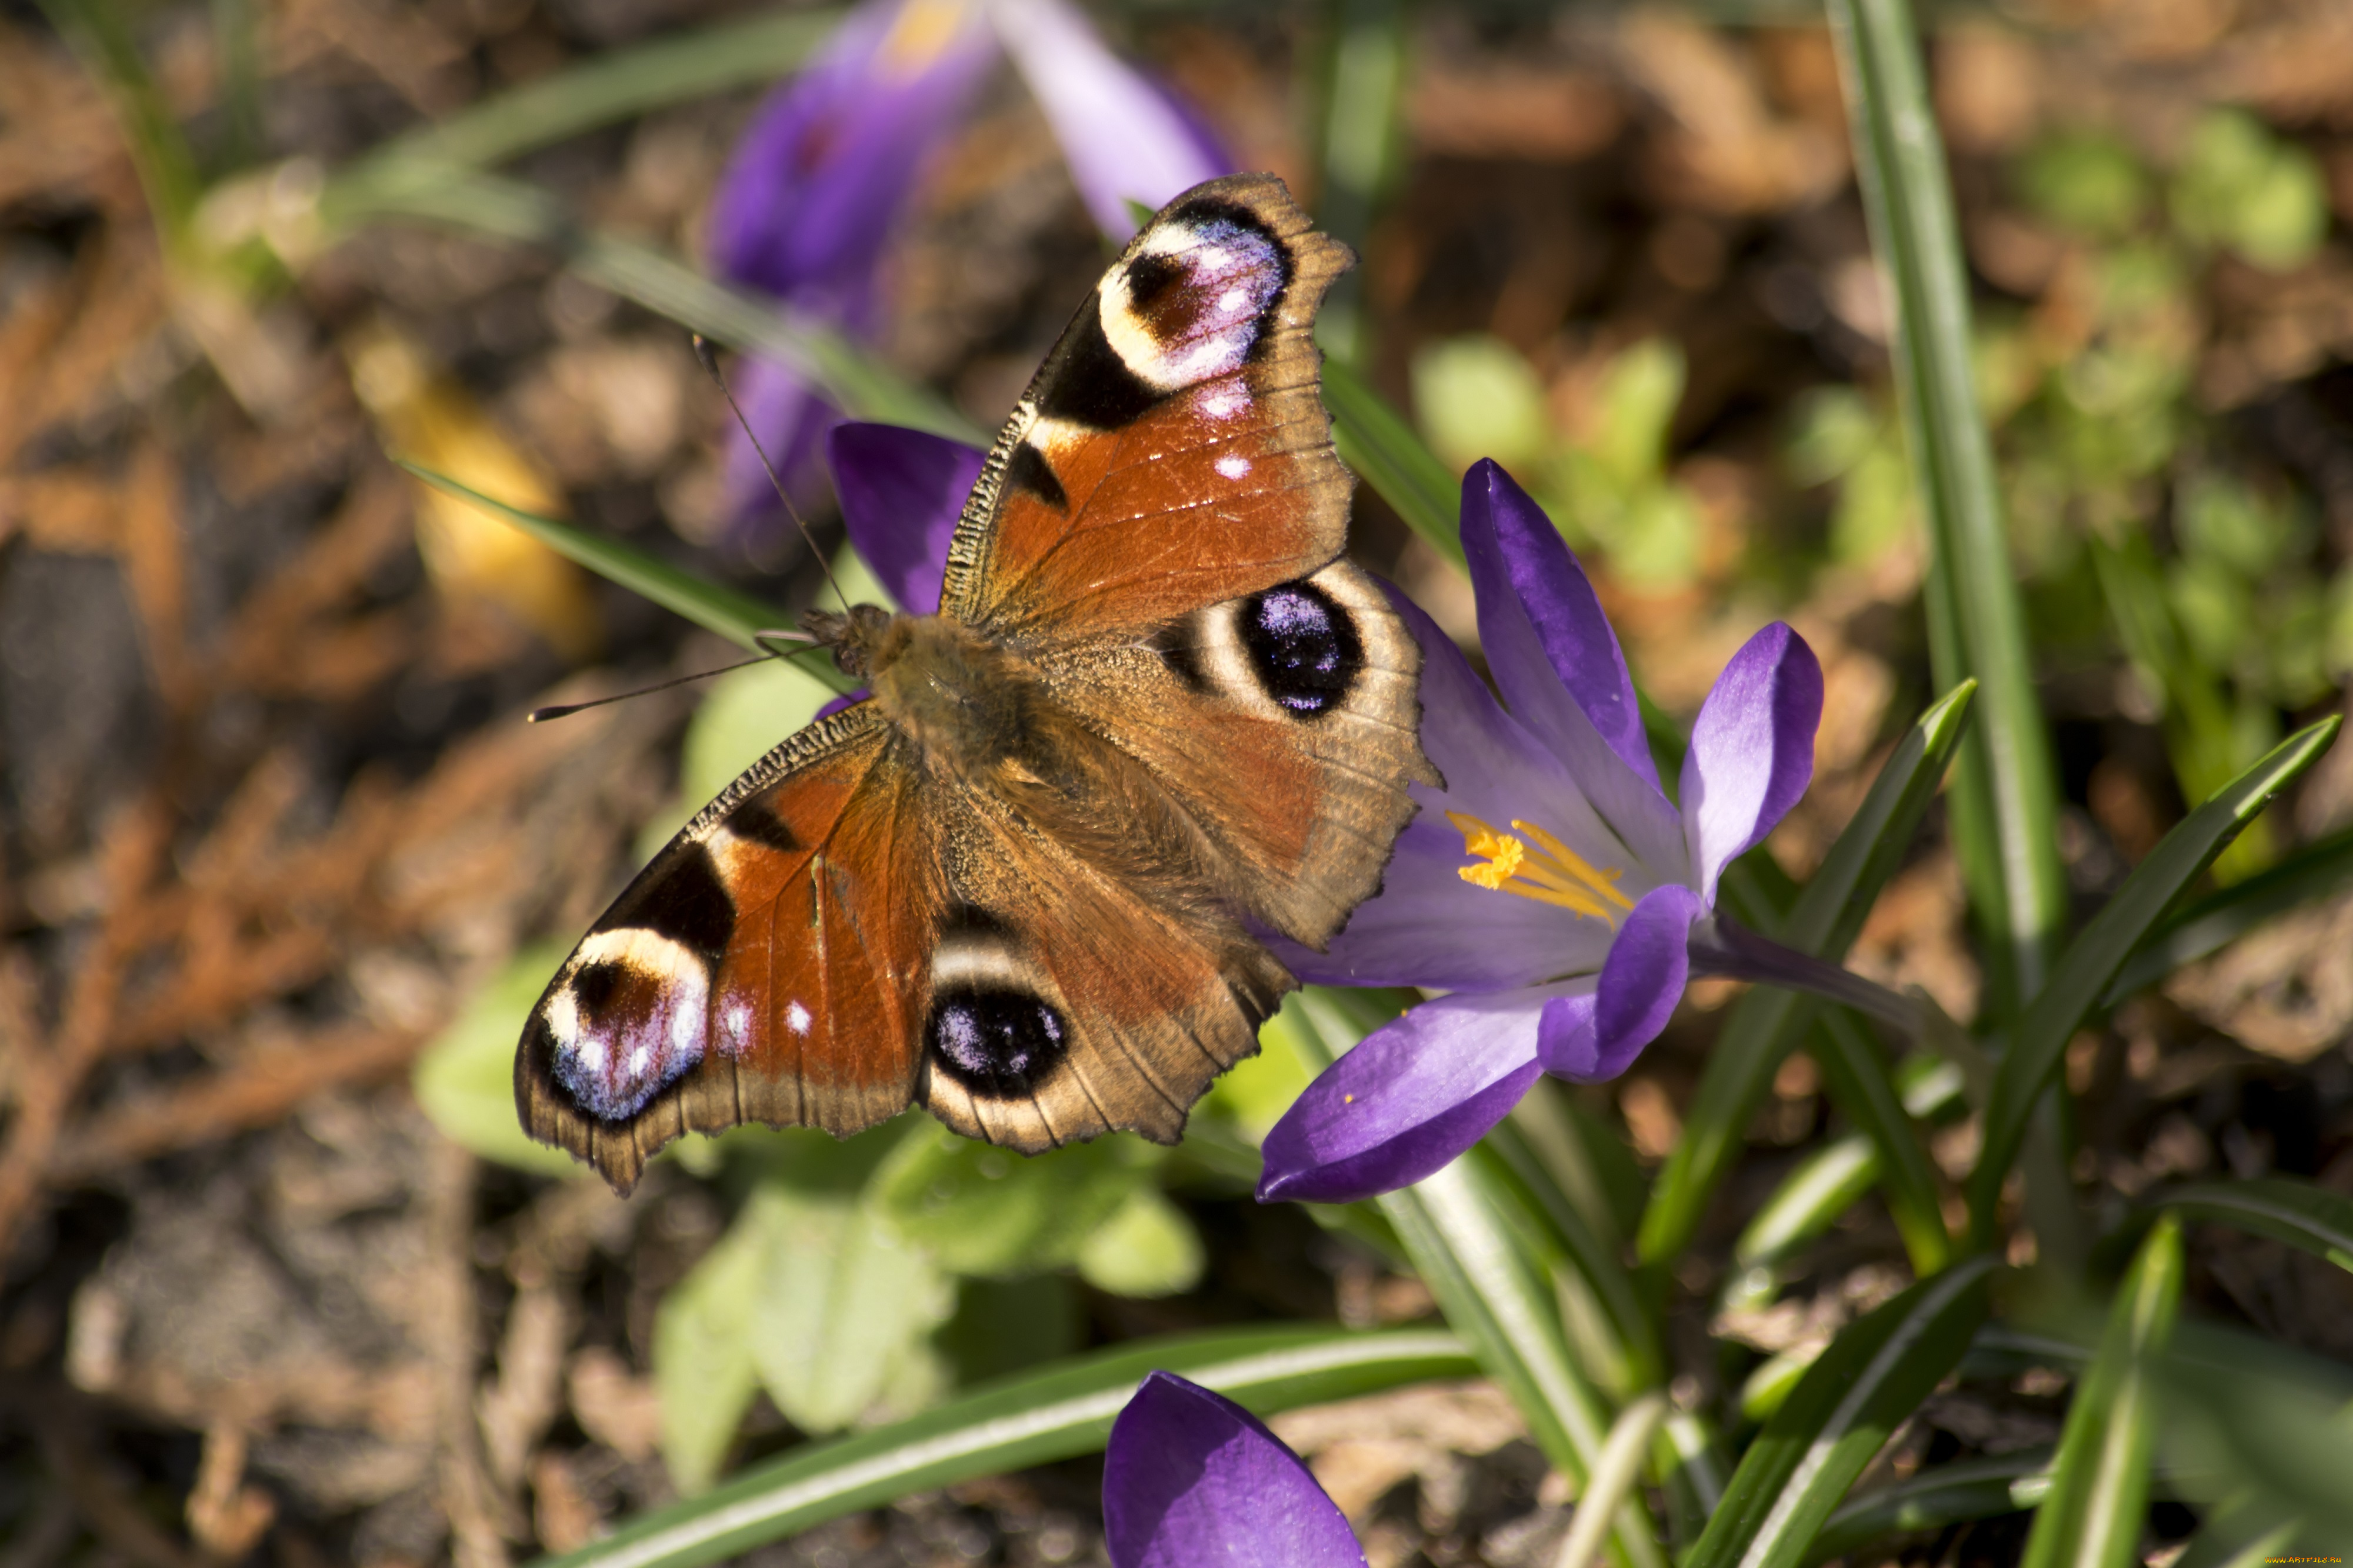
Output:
top-left (1413, 333), bottom-right (1704, 588)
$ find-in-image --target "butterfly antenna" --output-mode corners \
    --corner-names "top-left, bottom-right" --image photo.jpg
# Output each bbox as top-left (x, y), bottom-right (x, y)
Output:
top-left (691, 334), bottom-right (853, 616)
top-left (528, 653), bottom-right (775, 723)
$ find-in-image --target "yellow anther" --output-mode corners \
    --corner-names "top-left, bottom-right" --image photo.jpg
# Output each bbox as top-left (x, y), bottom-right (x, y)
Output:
top-left (1448, 810), bottom-right (1630, 926)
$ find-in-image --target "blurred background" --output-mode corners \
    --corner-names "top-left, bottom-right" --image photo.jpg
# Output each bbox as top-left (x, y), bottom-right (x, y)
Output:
top-left (2, 0), bottom-right (2351, 1562)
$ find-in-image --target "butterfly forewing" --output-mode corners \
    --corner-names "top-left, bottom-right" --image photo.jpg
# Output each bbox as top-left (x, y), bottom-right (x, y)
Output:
top-left (517, 707), bottom-right (934, 1192)
top-left (940, 174), bottom-right (1354, 646)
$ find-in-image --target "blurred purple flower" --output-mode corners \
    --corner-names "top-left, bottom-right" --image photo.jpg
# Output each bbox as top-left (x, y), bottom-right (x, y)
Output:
top-left (1256, 461), bottom-right (1830, 1206)
top-left (1104, 1372), bottom-right (1365, 1568)
top-left (706, 0), bottom-right (1228, 546)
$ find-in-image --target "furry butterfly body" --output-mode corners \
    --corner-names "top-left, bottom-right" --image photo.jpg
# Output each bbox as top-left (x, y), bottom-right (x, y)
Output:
top-left (518, 174), bottom-right (1435, 1192)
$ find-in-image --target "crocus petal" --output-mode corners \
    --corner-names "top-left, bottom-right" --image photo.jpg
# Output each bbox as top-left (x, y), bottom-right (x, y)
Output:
top-left (1257, 989), bottom-right (1555, 1205)
top-left (721, 356), bottom-right (839, 541)
top-left (1104, 1372), bottom-right (1365, 1568)
top-left (1532, 989), bottom-right (1600, 1079)
top-left (1678, 622), bottom-right (1822, 903)
top-left (1284, 588), bottom-right (1627, 992)
top-left (987, 0), bottom-right (1228, 239)
top-left (825, 423), bottom-right (982, 613)
top-left (1589, 884), bottom-right (1704, 1079)
top-left (707, 0), bottom-right (996, 299)
top-left (1459, 462), bottom-right (1689, 885)
top-left (815, 690), bottom-right (869, 720)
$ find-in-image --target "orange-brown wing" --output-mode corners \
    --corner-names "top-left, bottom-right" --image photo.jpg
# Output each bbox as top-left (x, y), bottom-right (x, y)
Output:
top-left (515, 705), bottom-right (939, 1193)
top-left (938, 173), bottom-right (1353, 648)
top-left (1036, 558), bottom-right (1437, 951)
top-left (911, 773), bottom-right (1291, 1152)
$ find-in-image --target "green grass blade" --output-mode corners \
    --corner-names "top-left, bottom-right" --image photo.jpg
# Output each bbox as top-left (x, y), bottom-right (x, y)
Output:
top-left (2102, 824), bottom-right (2353, 1005)
top-left (1807, 1448), bottom-right (2053, 1564)
top-left (2161, 1319), bottom-right (2353, 1532)
top-left (2156, 1178), bottom-right (2353, 1275)
top-left (1729, 1133), bottom-right (1881, 1295)
top-left (1968, 719), bottom-right (2341, 1246)
top-left (1310, 0), bottom-right (1407, 366)
top-left (532, 1324), bottom-right (1471, 1568)
top-left (1825, 0), bottom-right (2068, 1016)
top-left (1484, 1119), bottom-right (1664, 1393)
top-left (1685, 1257), bottom-right (1997, 1568)
top-left (1323, 359), bottom-right (1465, 568)
top-left (2019, 1217), bottom-right (2183, 1568)
top-left (1639, 682), bottom-right (1975, 1266)
top-left (1811, 1010), bottom-right (1952, 1275)
top-left (322, 167), bottom-right (982, 442)
top-left (36, 0), bottom-right (205, 235)
top-left (211, 0), bottom-right (265, 170)
top-left (1290, 989), bottom-right (1668, 1568)
top-left (365, 9), bottom-right (840, 172)
top-left (395, 460), bottom-right (858, 694)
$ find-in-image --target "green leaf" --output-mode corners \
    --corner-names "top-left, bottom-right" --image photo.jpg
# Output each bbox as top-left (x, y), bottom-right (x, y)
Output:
top-left (1827, 0), bottom-right (2069, 1017)
top-left (654, 1210), bottom-right (768, 1494)
top-left (1074, 1187), bottom-right (1205, 1298)
top-left (2156, 1177), bottom-right (2353, 1275)
top-left (869, 1125), bottom-right (1148, 1279)
top-left (2171, 109), bottom-right (2329, 271)
top-left (541, 1325), bottom-right (1475, 1568)
top-left (395, 459), bottom-right (856, 691)
top-left (739, 1182), bottom-right (955, 1437)
top-left (1287, 989), bottom-right (1668, 1568)
top-left (329, 168), bottom-right (982, 443)
top-left (364, 9), bottom-right (840, 172)
top-left (933, 1275), bottom-right (1079, 1388)
top-left (1639, 680), bottom-right (1975, 1267)
top-left (411, 940), bottom-right (589, 1178)
top-left (1324, 358), bottom-right (1465, 568)
top-left (1809, 1010), bottom-right (1953, 1276)
top-left (1969, 719), bottom-right (2340, 1246)
top-left (2016, 131), bottom-right (2151, 239)
top-left (2021, 1216), bottom-right (2184, 1568)
top-left (2102, 824), bottom-right (2353, 1004)
top-left (1412, 334), bottom-right (1551, 475)
top-left (1807, 1449), bottom-right (2052, 1563)
top-left (1685, 1257), bottom-right (1997, 1568)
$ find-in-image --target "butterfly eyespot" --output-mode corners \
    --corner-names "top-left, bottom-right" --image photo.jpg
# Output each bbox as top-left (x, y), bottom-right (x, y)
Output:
top-left (1238, 579), bottom-right (1362, 718)
top-left (544, 935), bottom-right (709, 1122)
top-left (925, 985), bottom-right (1071, 1093)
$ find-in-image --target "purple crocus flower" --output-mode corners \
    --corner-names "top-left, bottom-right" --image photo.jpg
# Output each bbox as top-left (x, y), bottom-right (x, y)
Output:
top-left (1104, 1372), bottom-right (1367, 1568)
top-left (1255, 461), bottom-right (1827, 1206)
top-left (706, 0), bottom-right (1227, 545)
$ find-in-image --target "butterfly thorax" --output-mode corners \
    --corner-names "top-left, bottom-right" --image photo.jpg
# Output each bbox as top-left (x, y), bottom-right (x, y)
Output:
top-left (808, 603), bottom-right (1036, 773)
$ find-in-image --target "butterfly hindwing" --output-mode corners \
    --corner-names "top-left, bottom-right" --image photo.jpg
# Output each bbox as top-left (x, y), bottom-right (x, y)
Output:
top-left (1039, 558), bottom-right (1436, 950)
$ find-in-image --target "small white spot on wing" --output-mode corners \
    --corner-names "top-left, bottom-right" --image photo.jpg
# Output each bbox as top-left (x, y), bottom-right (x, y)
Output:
top-left (1215, 454), bottom-right (1252, 480)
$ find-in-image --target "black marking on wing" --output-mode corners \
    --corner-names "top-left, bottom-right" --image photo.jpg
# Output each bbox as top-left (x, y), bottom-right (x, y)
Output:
top-left (1006, 441), bottom-right (1069, 510)
top-left (1036, 293), bottom-right (1159, 431)
top-left (925, 985), bottom-right (1070, 1097)
top-left (722, 802), bottom-right (802, 855)
top-left (1238, 578), bottom-right (1362, 719)
top-left (607, 842), bottom-right (735, 966)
